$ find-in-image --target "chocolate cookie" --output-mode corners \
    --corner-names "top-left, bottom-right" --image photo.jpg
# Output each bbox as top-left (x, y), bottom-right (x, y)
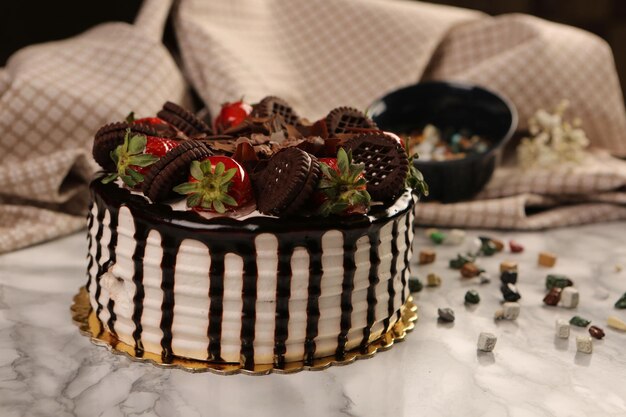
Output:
top-left (142, 140), bottom-right (213, 202)
top-left (256, 147), bottom-right (320, 216)
top-left (325, 107), bottom-right (377, 136)
top-left (157, 101), bottom-right (213, 137)
top-left (343, 133), bottom-right (408, 201)
top-left (252, 96), bottom-right (300, 126)
top-left (93, 122), bottom-right (162, 171)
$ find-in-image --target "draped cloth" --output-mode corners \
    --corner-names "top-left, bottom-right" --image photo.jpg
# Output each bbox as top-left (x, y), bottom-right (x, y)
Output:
top-left (1, 0), bottom-right (625, 253)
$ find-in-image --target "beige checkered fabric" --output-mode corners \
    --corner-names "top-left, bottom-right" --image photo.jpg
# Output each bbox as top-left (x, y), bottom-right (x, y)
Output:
top-left (423, 14), bottom-right (626, 157)
top-left (2, 0), bottom-right (626, 253)
top-left (0, 0), bottom-right (188, 253)
top-left (415, 151), bottom-right (626, 230)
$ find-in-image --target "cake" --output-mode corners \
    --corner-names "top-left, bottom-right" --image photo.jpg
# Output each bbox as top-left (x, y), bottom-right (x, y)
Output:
top-left (86, 98), bottom-right (427, 367)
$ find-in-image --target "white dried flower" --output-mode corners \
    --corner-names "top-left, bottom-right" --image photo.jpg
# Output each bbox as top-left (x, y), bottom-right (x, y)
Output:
top-left (517, 100), bottom-right (589, 169)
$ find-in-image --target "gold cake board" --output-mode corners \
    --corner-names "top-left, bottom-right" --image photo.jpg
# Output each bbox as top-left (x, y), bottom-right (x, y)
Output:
top-left (71, 287), bottom-right (418, 375)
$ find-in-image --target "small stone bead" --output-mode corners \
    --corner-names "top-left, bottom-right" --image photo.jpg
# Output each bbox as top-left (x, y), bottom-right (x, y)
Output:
top-left (438, 308), bottom-right (455, 322)
top-left (607, 316), bottom-right (626, 331)
top-left (538, 252), bottom-right (557, 267)
top-left (408, 277), bottom-right (423, 293)
top-left (430, 231), bottom-right (446, 245)
top-left (449, 254), bottom-right (474, 269)
top-left (500, 261), bottom-right (518, 273)
top-left (570, 315), bottom-right (591, 327)
top-left (419, 249), bottom-right (436, 265)
top-left (500, 270), bottom-right (518, 285)
top-left (477, 332), bottom-right (497, 352)
top-left (443, 229), bottom-right (466, 246)
top-left (560, 287), bottom-right (579, 308)
top-left (614, 292), bottom-right (626, 309)
top-left (543, 287), bottom-right (562, 306)
top-left (480, 240), bottom-right (498, 256)
top-left (468, 237), bottom-right (483, 255)
top-left (555, 319), bottom-right (570, 338)
top-left (479, 272), bottom-right (491, 285)
top-left (502, 302), bottom-right (520, 320)
top-left (509, 240), bottom-right (524, 253)
top-left (461, 262), bottom-right (481, 278)
top-left (426, 273), bottom-right (441, 287)
top-left (545, 274), bottom-right (574, 290)
top-left (491, 239), bottom-right (505, 252)
top-left (576, 335), bottom-right (593, 354)
top-left (501, 283), bottom-right (521, 302)
top-left (588, 325), bottom-right (605, 340)
top-left (465, 290), bottom-right (480, 304)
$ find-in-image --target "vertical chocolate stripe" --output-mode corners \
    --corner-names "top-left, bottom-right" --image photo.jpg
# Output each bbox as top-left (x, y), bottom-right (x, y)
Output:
top-left (360, 226), bottom-right (382, 350)
top-left (85, 207), bottom-right (94, 291)
top-left (304, 236), bottom-right (323, 365)
top-left (207, 249), bottom-right (225, 361)
top-left (93, 204), bottom-right (106, 321)
top-left (104, 205), bottom-right (120, 335)
top-left (240, 242), bottom-right (259, 370)
top-left (273, 242), bottom-right (294, 367)
top-left (382, 219), bottom-right (400, 332)
top-left (336, 231), bottom-right (359, 359)
top-left (131, 219), bottom-right (149, 357)
top-left (159, 234), bottom-right (179, 363)
top-left (400, 211), bottom-right (412, 309)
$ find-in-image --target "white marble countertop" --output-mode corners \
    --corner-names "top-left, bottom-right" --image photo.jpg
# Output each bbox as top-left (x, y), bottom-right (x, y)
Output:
top-left (1, 222), bottom-right (625, 417)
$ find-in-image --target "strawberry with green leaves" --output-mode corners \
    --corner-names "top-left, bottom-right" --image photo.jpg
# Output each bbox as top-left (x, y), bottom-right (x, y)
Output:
top-left (173, 156), bottom-right (253, 214)
top-left (315, 148), bottom-right (371, 216)
top-left (214, 100), bottom-right (253, 132)
top-left (102, 129), bottom-right (178, 188)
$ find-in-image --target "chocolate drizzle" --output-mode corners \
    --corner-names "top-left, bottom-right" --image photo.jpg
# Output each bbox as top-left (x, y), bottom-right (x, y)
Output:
top-left (88, 176), bottom-right (415, 365)
top-left (159, 234), bottom-right (179, 362)
top-left (304, 235), bottom-right (324, 365)
top-left (131, 219), bottom-right (149, 357)
top-left (361, 226), bottom-right (382, 350)
top-left (273, 242), bottom-right (294, 367)
top-left (335, 230), bottom-right (360, 359)
top-left (85, 207), bottom-right (94, 291)
top-left (207, 248), bottom-right (225, 362)
top-left (240, 240), bottom-right (259, 369)
top-left (92, 203), bottom-right (106, 323)
top-left (382, 220), bottom-right (400, 333)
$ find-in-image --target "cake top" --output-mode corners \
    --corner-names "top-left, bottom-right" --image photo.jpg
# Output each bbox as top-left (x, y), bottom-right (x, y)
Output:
top-left (92, 98), bottom-right (428, 218)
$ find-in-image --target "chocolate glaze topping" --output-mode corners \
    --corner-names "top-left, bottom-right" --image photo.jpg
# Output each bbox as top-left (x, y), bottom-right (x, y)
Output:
top-left (87, 176), bottom-right (415, 364)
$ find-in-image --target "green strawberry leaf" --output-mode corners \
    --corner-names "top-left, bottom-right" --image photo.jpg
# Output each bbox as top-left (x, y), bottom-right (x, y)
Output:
top-left (101, 173), bottom-right (119, 184)
top-left (173, 182), bottom-right (202, 195)
top-left (125, 111), bottom-right (136, 124)
top-left (128, 134), bottom-right (147, 154)
top-left (128, 153), bottom-right (159, 167)
top-left (190, 160), bottom-right (204, 181)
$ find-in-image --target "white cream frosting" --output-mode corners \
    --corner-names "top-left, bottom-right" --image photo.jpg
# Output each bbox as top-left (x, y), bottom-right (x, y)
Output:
top-left (87, 201), bottom-right (413, 364)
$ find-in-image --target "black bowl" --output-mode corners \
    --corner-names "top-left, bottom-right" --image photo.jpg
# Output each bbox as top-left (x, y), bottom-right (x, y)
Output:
top-left (369, 81), bottom-right (517, 203)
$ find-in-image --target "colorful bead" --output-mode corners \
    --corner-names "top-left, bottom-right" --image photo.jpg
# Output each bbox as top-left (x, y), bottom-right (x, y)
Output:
top-left (500, 270), bottom-right (518, 285)
top-left (509, 240), bottom-right (524, 253)
top-left (576, 335), bottom-right (593, 354)
top-left (409, 277), bottom-right (423, 293)
top-left (419, 249), bottom-right (436, 265)
top-left (545, 274), bottom-right (573, 290)
top-left (588, 325), bottom-right (605, 340)
top-left (465, 290), bottom-right (480, 304)
top-left (607, 316), bottom-right (626, 331)
top-left (555, 319), bottom-right (570, 338)
top-left (426, 273), bottom-right (442, 287)
top-left (614, 292), bottom-right (626, 309)
top-left (538, 252), bottom-right (557, 267)
top-left (560, 287), bottom-right (579, 308)
top-left (477, 332), bottom-right (497, 352)
top-left (501, 283), bottom-right (521, 302)
top-left (438, 308), bottom-right (455, 322)
top-left (570, 315), bottom-right (591, 327)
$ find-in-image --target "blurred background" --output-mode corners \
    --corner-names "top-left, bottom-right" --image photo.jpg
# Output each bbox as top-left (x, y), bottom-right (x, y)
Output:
top-left (1, 0), bottom-right (625, 94)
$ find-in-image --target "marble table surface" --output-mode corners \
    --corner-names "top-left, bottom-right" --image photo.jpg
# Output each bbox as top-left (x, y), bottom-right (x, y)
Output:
top-left (1, 222), bottom-right (625, 417)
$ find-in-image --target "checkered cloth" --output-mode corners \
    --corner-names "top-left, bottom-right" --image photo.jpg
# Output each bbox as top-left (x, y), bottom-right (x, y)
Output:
top-left (1, 0), bottom-right (625, 253)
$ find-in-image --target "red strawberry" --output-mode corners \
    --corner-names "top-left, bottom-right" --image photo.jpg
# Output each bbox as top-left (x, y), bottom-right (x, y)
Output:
top-left (173, 156), bottom-right (253, 214)
top-left (214, 100), bottom-right (253, 132)
top-left (133, 117), bottom-right (169, 127)
top-left (314, 148), bottom-right (371, 216)
top-left (101, 129), bottom-right (178, 189)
